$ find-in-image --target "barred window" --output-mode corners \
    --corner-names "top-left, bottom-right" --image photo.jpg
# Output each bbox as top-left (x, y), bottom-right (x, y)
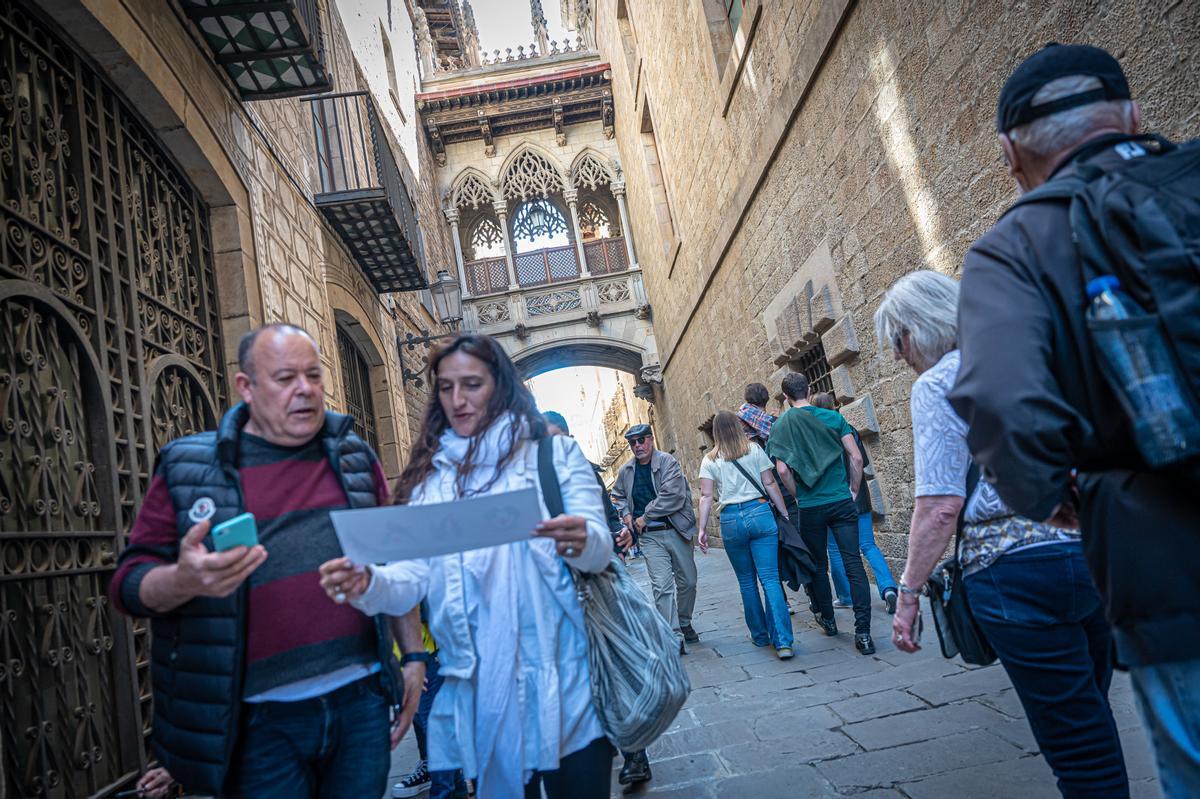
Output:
top-left (796, 341), bottom-right (834, 397)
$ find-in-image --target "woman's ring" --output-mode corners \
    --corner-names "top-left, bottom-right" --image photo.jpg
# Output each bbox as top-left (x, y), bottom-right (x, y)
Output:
top-left (334, 591), bottom-right (347, 604)
top-left (564, 545), bottom-right (576, 557)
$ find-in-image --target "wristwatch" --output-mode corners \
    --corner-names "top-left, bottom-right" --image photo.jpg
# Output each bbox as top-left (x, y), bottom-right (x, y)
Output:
top-left (400, 652), bottom-right (433, 666)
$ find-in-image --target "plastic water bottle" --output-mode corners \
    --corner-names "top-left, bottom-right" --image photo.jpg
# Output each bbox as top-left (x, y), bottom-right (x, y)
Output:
top-left (1085, 276), bottom-right (1199, 467)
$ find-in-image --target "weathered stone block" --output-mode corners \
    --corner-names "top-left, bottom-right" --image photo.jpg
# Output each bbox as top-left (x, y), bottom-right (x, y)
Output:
top-left (831, 364), bottom-right (855, 401)
top-left (812, 284), bottom-right (837, 333)
top-left (842, 394), bottom-right (879, 436)
top-left (822, 313), bottom-right (861, 367)
top-left (867, 477), bottom-right (888, 519)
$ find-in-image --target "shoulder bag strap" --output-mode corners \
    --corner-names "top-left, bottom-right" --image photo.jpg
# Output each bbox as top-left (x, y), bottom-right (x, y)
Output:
top-left (955, 461), bottom-right (983, 554)
top-left (730, 457), bottom-right (770, 504)
top-left (537, 436), bottom-right (565, 518)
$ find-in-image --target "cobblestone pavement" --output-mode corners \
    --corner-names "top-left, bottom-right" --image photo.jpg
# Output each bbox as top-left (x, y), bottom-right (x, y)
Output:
top-left (387, 551), bottom-right (1163, 798)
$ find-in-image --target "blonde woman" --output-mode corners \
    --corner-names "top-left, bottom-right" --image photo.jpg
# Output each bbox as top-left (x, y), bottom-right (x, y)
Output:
top-left (697, 411), bottom-right (796, 658)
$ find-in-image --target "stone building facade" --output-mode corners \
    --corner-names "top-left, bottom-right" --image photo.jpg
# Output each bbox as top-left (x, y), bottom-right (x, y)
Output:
top-left (594, 0), bottom-right (1199, 557)
top-left (2, 0), bottom-right (453, 795)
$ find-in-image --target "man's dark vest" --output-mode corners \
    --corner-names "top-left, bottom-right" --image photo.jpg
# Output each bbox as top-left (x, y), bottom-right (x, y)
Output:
top-left (145, 403), bottom-right (390, 794)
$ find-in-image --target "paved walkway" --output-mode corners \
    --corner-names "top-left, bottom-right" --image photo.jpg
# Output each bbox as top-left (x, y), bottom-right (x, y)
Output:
top-left (387, 551), bottom-right (1162, 798)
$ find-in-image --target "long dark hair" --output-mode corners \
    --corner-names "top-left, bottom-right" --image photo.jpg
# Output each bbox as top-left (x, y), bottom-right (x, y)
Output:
top-left (393, 333), bottom-right (546, 503)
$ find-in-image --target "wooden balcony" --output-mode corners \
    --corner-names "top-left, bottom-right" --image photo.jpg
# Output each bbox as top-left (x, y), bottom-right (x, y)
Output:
top-left (308, 92), bottom-right (426, 292)
top-left (463, 236), bottom-right (629, 298)
top-left (182, 0), bottom-right (332, 99)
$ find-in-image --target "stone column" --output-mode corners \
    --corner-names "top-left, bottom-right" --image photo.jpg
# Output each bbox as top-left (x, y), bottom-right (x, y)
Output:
top-left (444, 207), bottom-right (469, 296)
top-left (563, 187), bottom-right (590, 278)
top-left (611, 180), bottom-right (638, 270)
top-left (494, 200), bottom-right (519, 291)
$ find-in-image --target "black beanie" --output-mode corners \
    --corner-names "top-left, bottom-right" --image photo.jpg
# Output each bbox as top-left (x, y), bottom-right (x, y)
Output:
top-left (996, 43), bottom-right (1130, 133)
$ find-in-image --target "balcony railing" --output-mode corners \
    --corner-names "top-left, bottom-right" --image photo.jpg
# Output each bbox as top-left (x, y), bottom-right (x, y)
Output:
top-left (463, 237), bottom-right (630, 298)
top-left (464, 269), bottom-right (646, 332)
top-left (308, 91), bottom-right (426, 292)
top-left (182, 0), bottom-right (332, 99)
top-left (583, 237), bottom-right (629, 275)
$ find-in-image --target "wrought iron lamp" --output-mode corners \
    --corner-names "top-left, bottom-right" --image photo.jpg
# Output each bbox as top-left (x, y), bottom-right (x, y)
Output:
top-left (400, 270), bottom-right (463, 387)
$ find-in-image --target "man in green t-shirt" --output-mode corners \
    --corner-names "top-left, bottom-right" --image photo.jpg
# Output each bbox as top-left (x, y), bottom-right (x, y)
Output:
top-left (767, 372), bottom-right (874, 655)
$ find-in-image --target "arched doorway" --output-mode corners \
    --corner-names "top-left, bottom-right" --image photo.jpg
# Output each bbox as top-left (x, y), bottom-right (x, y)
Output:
top-left (1, 4), bottom-right (225, 795)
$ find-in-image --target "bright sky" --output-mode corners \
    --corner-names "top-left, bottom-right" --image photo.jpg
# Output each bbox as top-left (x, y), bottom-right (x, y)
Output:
top-left (526, 365), bottom-right (619, 461)
top-left (470, 0), bottom-right (574, 57)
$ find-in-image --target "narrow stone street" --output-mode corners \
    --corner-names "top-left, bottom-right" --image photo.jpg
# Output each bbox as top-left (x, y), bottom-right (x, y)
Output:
top-left (388, 550), bottom-right (1162, 798)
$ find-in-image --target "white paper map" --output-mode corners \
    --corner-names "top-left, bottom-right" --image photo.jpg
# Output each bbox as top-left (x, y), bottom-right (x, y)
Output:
top-left (330, 487), bottom-right (543, 564)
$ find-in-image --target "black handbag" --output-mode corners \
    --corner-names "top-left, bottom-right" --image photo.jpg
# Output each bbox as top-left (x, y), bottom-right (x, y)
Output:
top-left (924, 463), bottom-right (997, 667)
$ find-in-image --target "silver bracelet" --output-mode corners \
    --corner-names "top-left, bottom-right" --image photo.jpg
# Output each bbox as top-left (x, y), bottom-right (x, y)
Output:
top-left (898, 581), bottom-right (923, 597)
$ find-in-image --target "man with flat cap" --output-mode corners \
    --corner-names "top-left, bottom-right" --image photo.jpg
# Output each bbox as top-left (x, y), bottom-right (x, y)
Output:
top-left (947, 44), bottom-right (1200, 795)
top-left (611, 424), bottom-right (699, 653)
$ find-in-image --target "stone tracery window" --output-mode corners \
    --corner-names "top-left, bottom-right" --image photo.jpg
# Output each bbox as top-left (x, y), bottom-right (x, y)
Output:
top-left (468, 215), bottom-right (504, 258)
top-left (452, 172), bottom-right (495, 209)
top-left (572, 152), bottom-right (614, 190)
top-left (511, 197), bottom-right (568, 248)
top-left (502, 149), bottom-right (564, 201)
top-left (579, 201), bottom-right (613, 240)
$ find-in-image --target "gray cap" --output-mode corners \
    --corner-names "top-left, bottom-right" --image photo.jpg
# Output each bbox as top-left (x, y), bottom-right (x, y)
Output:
top-left (624, 423), bottom-right (652, 440)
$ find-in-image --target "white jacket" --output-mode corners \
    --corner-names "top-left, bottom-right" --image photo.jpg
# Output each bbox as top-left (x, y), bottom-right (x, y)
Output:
top-left (352, 422), bottom-right (609, 796)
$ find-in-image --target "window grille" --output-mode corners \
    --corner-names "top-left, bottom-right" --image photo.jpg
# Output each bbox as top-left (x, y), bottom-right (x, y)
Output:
top-left (337, 327), bottom-right (379, 451)
top-left (796, 340), bottom-right (834, 397)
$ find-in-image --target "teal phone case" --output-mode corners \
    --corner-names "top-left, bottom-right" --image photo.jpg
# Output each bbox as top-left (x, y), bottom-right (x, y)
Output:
top-left (211, 512), bottom-right (258, 551)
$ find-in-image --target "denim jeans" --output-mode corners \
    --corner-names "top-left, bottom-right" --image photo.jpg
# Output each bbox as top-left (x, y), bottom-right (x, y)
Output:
top-left (1129, 657), bottom-right (1200, 798)
top-left (798, 499), bottom-right (871, 634)
top-left (965, 543), bottom-right (1129, 799)
top-left (415, 657), bottom-right (467, 799)
top-left (719, 499), bottom-right (792, 649)
top-left (226, 674), bottom-right (391, 798)
top-left (828, 512), bottom-right (897, 603)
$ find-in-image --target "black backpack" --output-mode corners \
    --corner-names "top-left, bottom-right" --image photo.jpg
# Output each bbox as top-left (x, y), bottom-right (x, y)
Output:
top-left (1010, 135), bottom-right (1200, 466)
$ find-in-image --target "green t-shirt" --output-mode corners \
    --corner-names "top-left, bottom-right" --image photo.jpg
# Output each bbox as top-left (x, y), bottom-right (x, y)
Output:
top-left (792, 406), bottom-right (851, 508)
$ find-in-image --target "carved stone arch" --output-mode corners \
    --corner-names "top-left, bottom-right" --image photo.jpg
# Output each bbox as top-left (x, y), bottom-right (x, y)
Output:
top-left (449, 167), bottom-right (500, 210)
top-left (144, 355), bottom-right (219, 469)
top-left (500, 144), bottom-right (567, 201)
top-left (570, 148), bottom-right (616, 189)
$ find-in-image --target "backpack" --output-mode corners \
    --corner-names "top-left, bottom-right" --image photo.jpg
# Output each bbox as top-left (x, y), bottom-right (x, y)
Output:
top-left (1011, 135), bottom-right (1200, 466)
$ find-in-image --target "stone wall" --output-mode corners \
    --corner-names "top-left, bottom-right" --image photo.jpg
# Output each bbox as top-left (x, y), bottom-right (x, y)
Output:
top-left (49, 0), bottom-right (454, 480)
top-left (595, 0), bottom-right (1199, 560)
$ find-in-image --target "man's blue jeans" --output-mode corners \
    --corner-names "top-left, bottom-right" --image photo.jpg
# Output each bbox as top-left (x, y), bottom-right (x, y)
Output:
top-left (416, 657), bottom-right (467, 799)
top-left (719, 499), bottom-right (792, 649)
top-left (1129, 657), bottom-right (1200, 798)
top-left (964, 543), bottom-right (1129, 799)
top-left (227, 674), bottom-right (391, 798)
top-left (827, 512), bottom-right (896, 603)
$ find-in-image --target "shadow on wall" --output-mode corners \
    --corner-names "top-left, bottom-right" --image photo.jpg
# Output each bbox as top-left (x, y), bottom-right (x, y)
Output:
top-left (871, 42), bottom-right (951, 275)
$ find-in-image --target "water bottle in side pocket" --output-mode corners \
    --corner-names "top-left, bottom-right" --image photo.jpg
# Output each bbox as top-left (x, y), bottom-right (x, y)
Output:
top-left (1085, 275), bottom-right (1200, 468)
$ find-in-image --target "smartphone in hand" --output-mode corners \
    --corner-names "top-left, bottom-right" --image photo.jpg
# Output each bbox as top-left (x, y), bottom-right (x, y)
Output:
top-left (211, 512), bottom-right (259, 551)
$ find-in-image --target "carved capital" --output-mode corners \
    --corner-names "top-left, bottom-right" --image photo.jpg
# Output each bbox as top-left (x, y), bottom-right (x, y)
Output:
top-left (640, 363), bottom-right (663, 384)
top-left (443, 206), bottom-right (461, 225)
top-left (610, 180), bottom-right (626, 198)
top-left (563, 186), bottom-right (579, 204)
top-left (492, 201), bottom-right (509, 218)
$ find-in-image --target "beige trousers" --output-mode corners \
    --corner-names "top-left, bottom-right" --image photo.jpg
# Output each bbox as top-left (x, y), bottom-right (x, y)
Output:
top-left (639, 528), bottom-right (698, 637)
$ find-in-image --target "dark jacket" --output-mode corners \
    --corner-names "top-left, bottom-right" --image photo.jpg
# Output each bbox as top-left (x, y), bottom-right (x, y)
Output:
top-left (112, 404), bottom-right (396, 794)
top-left (948, 134), bottom-right (1200, 666)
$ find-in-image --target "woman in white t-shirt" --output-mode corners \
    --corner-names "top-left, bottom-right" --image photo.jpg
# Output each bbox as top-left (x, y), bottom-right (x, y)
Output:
top-left (697, 411), bottom-right (796, 658)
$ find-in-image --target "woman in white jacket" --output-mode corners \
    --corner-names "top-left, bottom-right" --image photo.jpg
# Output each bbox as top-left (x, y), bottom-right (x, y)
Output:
top-left (318, 334), bottom-right (612, 799)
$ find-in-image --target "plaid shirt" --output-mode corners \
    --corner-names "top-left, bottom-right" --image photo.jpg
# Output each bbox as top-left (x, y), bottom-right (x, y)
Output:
top-left (737, 403), bottom-right (775, 442)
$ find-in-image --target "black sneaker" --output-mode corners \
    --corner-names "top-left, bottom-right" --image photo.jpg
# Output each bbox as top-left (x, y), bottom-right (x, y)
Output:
top-left (855, 633), bottom-right (876, 655)
top-left (818, 615), bottom-right (839, 637)
top-left (680, 624), bottom-right (700, 643)
top-left (883, 588), bottom-right (898, 615)
top-left (619, 750), bottom-right (652, 785)
top-left (392, 761), bottom-right (430, 798)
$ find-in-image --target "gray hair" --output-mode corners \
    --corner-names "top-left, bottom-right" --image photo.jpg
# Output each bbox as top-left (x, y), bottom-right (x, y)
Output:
top-left (874, 270), bottom-right (960, 371)
top-left (1008, 75), bottom-right (1135, 159)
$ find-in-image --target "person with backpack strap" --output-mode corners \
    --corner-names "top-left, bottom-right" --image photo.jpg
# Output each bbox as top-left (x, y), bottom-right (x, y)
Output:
top-left (948, 44), bottom-right (1200, 797)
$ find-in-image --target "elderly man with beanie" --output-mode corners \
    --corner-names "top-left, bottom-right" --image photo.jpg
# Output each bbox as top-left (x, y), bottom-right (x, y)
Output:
top-left (611, 424), bottom-right (700, 653)
top-left (948, 43), bottom-right (1200, 796)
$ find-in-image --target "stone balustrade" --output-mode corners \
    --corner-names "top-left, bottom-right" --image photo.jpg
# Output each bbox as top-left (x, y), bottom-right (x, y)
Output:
top-left (464, 268), bottom-right (646, 335)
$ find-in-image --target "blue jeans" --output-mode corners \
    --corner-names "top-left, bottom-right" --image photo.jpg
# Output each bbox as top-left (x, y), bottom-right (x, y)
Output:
top-left (719, 499), bottom-right (792, 649)
top-left (227, 674), bottom-right (391, 798)
top-left (1129, 657), bottom-right (1200, 798)
top-left (965, 543), bottom-right (1129, 799)
top-left (415, 657), bottom-right (467, 799)
top-left (827, 512), bottom-right (896, 603)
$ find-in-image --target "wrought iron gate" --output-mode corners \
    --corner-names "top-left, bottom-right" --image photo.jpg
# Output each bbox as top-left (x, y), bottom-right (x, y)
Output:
top-left (336, 327), bottom-right (379, 452)
top-left (1, 3), bottom-right (226, 797)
